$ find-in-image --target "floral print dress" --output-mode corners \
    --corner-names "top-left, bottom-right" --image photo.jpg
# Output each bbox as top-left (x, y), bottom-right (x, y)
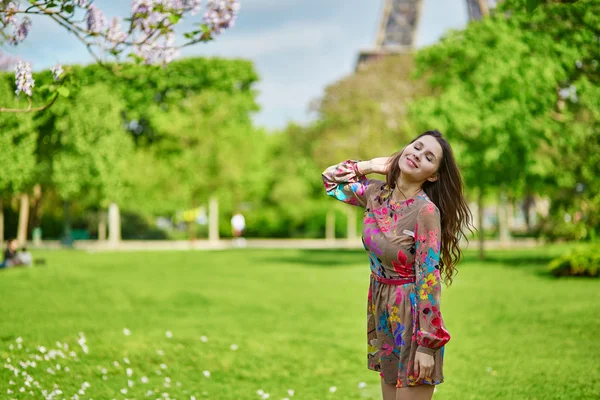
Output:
top-left (322, 160), bottom-right (450, 388)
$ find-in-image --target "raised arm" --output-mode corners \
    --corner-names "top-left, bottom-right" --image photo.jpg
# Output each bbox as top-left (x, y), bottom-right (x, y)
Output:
top-left (321, 158), bottom-right (388, 207)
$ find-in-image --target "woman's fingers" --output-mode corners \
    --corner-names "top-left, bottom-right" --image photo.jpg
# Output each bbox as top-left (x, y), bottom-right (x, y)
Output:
top-left (418, 365), bottom-right (427, 380)
top-left (414, 358), bottom-right (420, 378)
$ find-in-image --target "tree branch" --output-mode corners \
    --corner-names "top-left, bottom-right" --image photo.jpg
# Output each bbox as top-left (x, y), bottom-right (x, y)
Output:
top-left (0, 93), bottom-right (59, 113)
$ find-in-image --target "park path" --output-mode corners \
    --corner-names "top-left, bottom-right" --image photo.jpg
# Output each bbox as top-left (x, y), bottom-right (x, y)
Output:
top-left (29, 238), bottom-right (540, 251)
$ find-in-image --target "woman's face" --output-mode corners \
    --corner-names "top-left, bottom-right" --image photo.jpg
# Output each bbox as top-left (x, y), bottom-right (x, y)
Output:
top-left (398, 135), bottom-right (443, 182)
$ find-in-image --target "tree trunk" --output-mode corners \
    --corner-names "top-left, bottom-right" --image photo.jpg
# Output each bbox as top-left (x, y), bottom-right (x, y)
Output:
top-left (108, 202), bottom-right (121, 247)
top-left (98, 211), bottom-right (107, 241)
top-left (326, 210), bottom-right (335, 242)
top-left (478, 187), bottom-right (485, 260)
top-left (498, 188), bottom-right (511, 245)
top-left (470, 201), bottom-right (479, 231)
top-left (0, 198), bottom-right (4, 247)
top-left (62, 200), bottom-right (73, 247)
top-left (188, 220), bottom-right (196, 241)
top-left (522, 189), bottom-right (534, 233)
top-left (347, 207), bottom-right (357, 242)
top-left (209, 196), bottom-right (219, 243)
top-left (28, 184), bottom-right (43, 238)
top-left (17, 193), bottom-right (29, 247)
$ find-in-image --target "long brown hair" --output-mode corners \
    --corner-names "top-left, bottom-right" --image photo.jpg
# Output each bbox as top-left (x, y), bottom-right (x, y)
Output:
top-left (386, 130), bottom-right (473, 285)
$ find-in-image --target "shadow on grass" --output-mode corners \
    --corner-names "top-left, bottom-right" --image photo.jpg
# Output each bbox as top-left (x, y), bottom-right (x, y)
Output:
top-left (461, 248), bottom-right (563, 280)
top-left (462, 251), bottom-right (556, 268)
top-left (258, 249), bottom-right (368, 267)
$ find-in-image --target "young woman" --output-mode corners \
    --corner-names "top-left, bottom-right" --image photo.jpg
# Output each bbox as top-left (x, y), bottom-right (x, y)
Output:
top-left (322, 130), bottom-right (472, 400)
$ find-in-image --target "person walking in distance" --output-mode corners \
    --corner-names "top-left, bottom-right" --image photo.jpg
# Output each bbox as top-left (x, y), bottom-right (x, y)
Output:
top-left (231, 211), bottom-right (246, 247)
top-left (322, 130), bottom-right (472, 400)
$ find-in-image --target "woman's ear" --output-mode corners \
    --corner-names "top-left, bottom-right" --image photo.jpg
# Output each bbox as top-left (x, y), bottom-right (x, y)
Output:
top-left (427, 174), bottom-right (439, 183)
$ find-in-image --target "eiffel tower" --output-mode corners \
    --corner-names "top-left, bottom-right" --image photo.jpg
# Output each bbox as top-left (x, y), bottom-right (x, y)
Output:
top-left (357, 0), bottom-right (497, 69)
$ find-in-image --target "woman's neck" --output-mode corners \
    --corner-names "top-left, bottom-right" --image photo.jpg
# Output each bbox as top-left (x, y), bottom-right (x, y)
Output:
top-left (393, 174), bottom-right (422, 202)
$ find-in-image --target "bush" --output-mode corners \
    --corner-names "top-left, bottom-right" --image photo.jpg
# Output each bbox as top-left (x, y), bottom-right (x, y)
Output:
top-left (548, 245), bottom-right (600, 277)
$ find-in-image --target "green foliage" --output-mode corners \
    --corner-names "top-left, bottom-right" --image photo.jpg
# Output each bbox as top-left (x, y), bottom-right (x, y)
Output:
top-left (49, 83), bottom-right (133, 205)
top-left (412, 0), bottom-right (600, 240)
top-left (548, 244), bottom-right (600, 277)
top-left (0, 77), bottom-right (37, 195)
top-left (1, 57), bottom-right (261, 236)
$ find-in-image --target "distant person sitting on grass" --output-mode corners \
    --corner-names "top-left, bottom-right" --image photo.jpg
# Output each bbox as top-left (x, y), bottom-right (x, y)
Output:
top-left (231, 211), bottom-right (246, 247)
top-left (1, 239), bottom-right (26, 268)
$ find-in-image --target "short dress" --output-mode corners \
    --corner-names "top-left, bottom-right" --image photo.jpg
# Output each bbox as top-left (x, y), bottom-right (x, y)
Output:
top-left (322, 160), bottom-right (451, 388)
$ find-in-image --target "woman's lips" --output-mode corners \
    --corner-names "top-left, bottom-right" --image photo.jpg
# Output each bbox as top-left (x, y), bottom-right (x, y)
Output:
top-left (406, 158), bottom-right (418, 168)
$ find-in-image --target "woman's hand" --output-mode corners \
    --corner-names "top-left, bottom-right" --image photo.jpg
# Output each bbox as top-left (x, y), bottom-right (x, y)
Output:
top-left (414, 351), bottom-right (435, 381)
top-left (357, 157), bottom-right (391, 175)
top-left (370, 157), bottom-right (391, 174)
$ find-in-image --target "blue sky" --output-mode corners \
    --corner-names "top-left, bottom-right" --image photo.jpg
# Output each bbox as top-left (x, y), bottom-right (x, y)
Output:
top-left (4, 0), bottom-right (470, 130)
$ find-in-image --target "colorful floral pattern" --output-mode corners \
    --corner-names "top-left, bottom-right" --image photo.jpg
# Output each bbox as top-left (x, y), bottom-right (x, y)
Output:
top-left (322, 160), bottom-right (450, 388)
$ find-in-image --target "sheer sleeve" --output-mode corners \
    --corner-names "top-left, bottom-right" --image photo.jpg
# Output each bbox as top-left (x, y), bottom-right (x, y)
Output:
top-left (322, 160), bottom-right (383, 208)
top-left (414, 203), bottom-right (451, 355)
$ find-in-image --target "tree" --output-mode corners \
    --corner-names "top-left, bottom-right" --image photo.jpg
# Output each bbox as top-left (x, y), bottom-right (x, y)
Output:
top-left (0, 75), bottom-right (36, 244)
top-left (45, 83), bottom-right (133, 243)
top-left (410, 0), bottom-right (600, 256)
top-left (311, 54), bottom-right (431, 166)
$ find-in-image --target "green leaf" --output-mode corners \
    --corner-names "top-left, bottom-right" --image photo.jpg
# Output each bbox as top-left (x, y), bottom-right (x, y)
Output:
top-left (168, 14), bottom-right (182, 24)
top-left (526, 0), bottom-right (541, 12)
top-left (200, 24), bottom-right (211, 34)
top-left (128, 53), bottom-right (145, 64)
top-left (57, 87), bottom-right (70, 97)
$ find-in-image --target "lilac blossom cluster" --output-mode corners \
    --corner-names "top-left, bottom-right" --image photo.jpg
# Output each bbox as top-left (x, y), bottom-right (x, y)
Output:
top-left (204, 0), bottom-right (240, 35)
top-left (0, 0), bottom-right (240, 99)
top-left (86, 4), bottom-right (107, 34)
top-left (14, 61), bottom-right (34, 97)
top-left (51, 64), bottom-right (64, 82)
top-left (2, 1), bottom-right (32, 46)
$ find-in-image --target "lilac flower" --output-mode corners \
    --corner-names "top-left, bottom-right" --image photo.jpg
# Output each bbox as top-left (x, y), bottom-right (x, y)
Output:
top-left (51, 64), bottom-right (63, 81)
top-left (107, 17), bottom-right (127, 43)
top-left (135, 32), bottom-right (178, 65)
top-left (9, 17), bottom-right (32, 45)
top-left (2, 2), bottom-right (19, 25)
top-left (184, 0), bottom-right (202, 15)
top-left (14, 61), bottom-right (34, 97)
top-left (131, 0), bottom-right (169, 34)
top-left (168, 0), bottom-right (185, 12)
top-left (204, 0), bottom-right (240, 35)
top-left (86, 4), bottom-right (106, 34)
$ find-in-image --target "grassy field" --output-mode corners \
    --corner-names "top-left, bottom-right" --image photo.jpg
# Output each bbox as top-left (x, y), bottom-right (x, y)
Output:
top-left (1, 245), bottom-right (599, 399)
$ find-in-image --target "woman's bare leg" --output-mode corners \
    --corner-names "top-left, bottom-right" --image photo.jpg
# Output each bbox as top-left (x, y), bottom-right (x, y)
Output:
top-left (395, 385), bottom-right (435, 400)
top-left (381, 378), bottom-right (397, 400)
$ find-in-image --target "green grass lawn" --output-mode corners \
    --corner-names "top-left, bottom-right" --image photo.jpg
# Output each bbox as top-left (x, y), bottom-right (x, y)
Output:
top-left (1, 245), bottom-right (598, 399)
